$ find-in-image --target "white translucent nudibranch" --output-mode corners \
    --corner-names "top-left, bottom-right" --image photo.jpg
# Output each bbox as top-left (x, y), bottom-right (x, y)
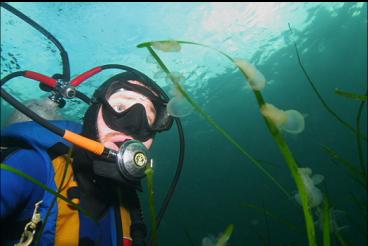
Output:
top-left (165, 72), bottom-right (193, 118)
top-left (294, 167), bottom-right (324, 208)
top-left (151, 40), bottom-right (181, 52)
top-left (234, 58), bottom-right (266, 91)
top-left (202, 225), bottom-right (233, 246)
top-left (260, 103), bottom-right (305, 134)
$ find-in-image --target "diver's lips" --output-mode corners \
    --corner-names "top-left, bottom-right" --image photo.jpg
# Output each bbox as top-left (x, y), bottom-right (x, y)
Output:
top-left (106, 139), bottom-right (133, 151)
top-left (103, 135), bottom-right (132, 151)
top-left (108, 135), bottom-right (132, 143)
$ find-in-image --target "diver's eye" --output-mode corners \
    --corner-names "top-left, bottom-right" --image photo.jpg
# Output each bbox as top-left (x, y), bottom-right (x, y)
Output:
top-left (113, 104), bottom-right (125, 113)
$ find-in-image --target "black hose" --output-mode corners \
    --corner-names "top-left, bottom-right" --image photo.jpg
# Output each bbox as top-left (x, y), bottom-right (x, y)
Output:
top-left (75, 90), bottom-right (91, 104)
top-left (147, 118), bottom-right (185, 245)
top-left (156, 118), bottom-right (184, 227)
top-left (0, 71), bottom-right (26, 86)
top-left (0, 2), bottom-right (70, 81)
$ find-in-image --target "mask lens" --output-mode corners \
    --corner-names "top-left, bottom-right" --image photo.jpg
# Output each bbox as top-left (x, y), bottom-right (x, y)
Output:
top-left (106, 88), bottom-right (156, 126)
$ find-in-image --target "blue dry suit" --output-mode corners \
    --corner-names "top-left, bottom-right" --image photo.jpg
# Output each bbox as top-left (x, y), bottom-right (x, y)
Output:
top-left (0, 120), bottom-right (137, 246)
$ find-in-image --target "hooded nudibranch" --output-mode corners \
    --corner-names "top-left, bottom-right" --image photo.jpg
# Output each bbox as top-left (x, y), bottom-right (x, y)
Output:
top-left (234, 58), bottom-right (266, 91)
top-left (281, 109), bottom-right (305, 134)
top-left (294, 167), bottom-right (324, 208)
top-left (152, 40), bottom-right (181, 52)
top-left (260, 103), bottom-right (305, 134)
top-left (165, 72), bottom-right (193, 118)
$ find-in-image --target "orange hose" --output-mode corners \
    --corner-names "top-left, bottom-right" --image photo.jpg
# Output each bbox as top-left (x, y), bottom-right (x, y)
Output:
top-left (63, 130), bottom-right (104, 155)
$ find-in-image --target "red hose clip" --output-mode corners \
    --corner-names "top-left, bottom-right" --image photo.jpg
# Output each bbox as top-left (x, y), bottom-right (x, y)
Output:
top-left (70, 67), bottom-right (103, 87)
top-left (24, 71), bottom-right (57, 88)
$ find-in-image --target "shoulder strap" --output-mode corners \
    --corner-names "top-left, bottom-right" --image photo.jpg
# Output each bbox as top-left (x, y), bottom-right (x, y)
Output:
top-left (50, 151), bottom-right (80, 246)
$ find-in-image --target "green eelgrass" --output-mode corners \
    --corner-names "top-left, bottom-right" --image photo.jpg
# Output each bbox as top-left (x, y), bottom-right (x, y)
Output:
top-left (335, 230), bottom-right (349, 246)
top-left (321, 185), bottom-right (350, 246)
top-left (216, 224), bottom-right (234, 246)
top-left (0, 163), bottom-right (93, 219)
top-left (335, 89), bottom-right (367, 101)
top-left (321, 144), bottom-right (367, 189)
top-left (288, 23), bottom-right (367, 142)
top-left (321, 197), bottom-right (350, 246)
top-left (145, 163), bottom-right (158, 246)
top-left (137, 40), bottom-right (317, 246)
top-left (355, 98), bottom-right (367, 177)
top-left (318, 91), bottom-right (367, 191)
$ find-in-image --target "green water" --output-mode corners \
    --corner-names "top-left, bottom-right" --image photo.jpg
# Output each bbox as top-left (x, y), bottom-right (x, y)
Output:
top-left (1, 2), bottom-right (367, 245)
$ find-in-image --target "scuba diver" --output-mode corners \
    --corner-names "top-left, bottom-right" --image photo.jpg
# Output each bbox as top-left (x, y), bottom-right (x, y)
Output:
top-left (0, 3), bottom-right (185, 246)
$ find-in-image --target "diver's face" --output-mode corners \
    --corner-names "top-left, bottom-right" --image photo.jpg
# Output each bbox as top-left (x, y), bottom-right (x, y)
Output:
top-left (97, 81), bottom-right (156, 151)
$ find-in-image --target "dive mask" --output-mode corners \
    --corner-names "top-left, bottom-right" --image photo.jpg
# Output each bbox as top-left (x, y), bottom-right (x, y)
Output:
top-left (93, 75), bottom-right (173, 142)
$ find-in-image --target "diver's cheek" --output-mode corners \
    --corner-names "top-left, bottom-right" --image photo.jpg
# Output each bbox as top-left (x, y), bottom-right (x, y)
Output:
top-left (96, 107), bottom-right (113, 142)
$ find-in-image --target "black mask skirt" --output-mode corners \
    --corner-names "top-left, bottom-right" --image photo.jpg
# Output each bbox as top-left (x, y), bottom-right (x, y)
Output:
top-left (93, 73), bottom-right (173, 142)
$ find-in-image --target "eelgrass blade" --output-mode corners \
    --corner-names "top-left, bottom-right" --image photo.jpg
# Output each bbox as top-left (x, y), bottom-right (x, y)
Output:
top-left (145, 165), bottom-right (158, 246)
top-left (287, 23), bottom-right (367, 142)
top-left (334, 230), bottom-right (349, 246)
top-left (216, 224), bottom-right (234, 246)
top-left (335, 89), bottom-right (367, 101)
top-left (321, 145), bottom-right (367, 189)
top-left (355, 98), bottom-right (367, 178)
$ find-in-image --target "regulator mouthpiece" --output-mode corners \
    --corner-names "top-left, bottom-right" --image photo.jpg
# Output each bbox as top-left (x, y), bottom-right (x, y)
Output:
top-left (116, 140), bottom-right (151, 181)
